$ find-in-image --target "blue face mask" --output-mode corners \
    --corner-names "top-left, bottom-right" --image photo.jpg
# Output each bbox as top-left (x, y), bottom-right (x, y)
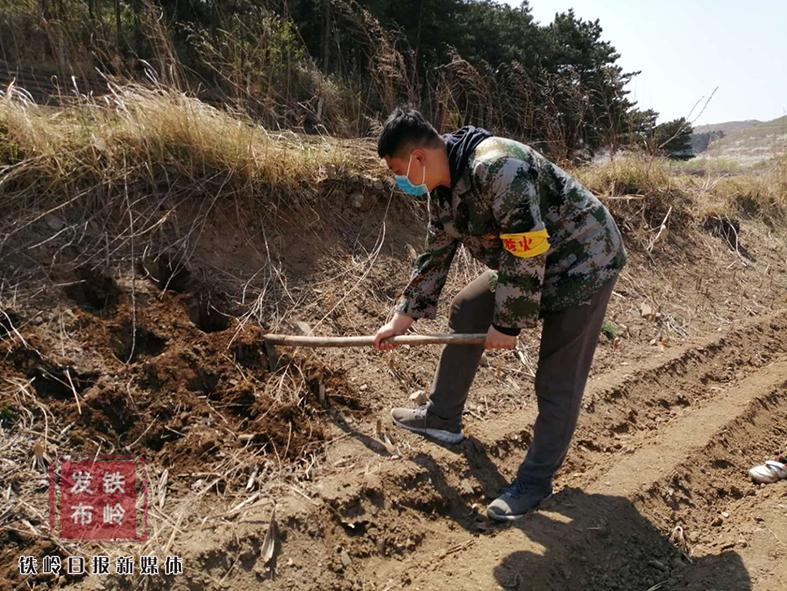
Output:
top-left (394, 154), bottom-right (429, 196)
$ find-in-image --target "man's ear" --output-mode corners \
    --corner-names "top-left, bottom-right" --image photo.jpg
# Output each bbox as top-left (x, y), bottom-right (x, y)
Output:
top-left (411, 148), bottom-right (427, 165)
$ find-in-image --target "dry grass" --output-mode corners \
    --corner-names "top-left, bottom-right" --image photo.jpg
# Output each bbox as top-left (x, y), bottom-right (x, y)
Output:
top-left (1, 82), bottom-right (367, 198)
top-left (577, 153), bottom-right (682, 198)
top-left (670, 157), bottom-right (744, 177)
top-left (1, 82), bottom-right (785, 588)
top-left (573, 154), bottom-right (693, 251)
top-left (576, 152), bottom-right (786, 225)
top-left (0, 82), bottom-right (383, 297)
top-left (1, 85), bottom-right (782, 248)
top-left (708, 154), bottom-right (787, 222)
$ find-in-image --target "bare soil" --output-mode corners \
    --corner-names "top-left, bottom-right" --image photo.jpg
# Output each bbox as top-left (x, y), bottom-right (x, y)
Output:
top-left (1, 180), bottom-right (785, 590)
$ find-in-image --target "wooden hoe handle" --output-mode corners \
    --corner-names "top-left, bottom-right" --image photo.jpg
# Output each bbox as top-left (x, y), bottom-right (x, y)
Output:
top-left (262, 333), bottom-right (488, 347)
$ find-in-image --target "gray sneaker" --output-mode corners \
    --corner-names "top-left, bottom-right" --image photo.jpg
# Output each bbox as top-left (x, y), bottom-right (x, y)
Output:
top-left (390, 404), bottom-right (464, 444)
top-left (486, 481), bottom-right (553, 522)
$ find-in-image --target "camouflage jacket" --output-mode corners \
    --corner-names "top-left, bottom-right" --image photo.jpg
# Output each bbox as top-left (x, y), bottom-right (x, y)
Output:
top-left (395, 136), bottom-right (627, 330)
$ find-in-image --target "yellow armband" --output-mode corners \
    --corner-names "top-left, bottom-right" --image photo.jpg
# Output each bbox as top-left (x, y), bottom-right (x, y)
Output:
top-left (499, 228), bottom-right (550, 258)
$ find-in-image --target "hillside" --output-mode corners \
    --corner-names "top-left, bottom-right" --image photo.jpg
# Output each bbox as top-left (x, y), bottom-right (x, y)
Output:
top-left (692, 115), bottom-right (787, 164)
top-left (694, 120), bottom-right (761, 135)
top-left (1, 87), bottom-right (786, 590)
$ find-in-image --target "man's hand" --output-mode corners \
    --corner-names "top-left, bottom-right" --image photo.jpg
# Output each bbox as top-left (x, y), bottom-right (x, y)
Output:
top-left (485, 325), bottom-right (517, 350)
top-left (373, 312), bottom-right (414, 350)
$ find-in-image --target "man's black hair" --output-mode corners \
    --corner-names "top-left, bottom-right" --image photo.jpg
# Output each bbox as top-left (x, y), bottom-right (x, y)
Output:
top-left (377, 106), bottom-right (442, 159)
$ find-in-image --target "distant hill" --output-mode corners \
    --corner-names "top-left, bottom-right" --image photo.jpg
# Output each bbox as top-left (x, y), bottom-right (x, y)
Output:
top-left (691, 115), bottom-right (787, 164)
top-left (694, 120), bottom-right (760, 135)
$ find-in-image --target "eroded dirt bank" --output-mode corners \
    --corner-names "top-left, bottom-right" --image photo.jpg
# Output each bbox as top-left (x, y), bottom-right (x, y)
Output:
top-left (1, 163), bottom-right (786, 590)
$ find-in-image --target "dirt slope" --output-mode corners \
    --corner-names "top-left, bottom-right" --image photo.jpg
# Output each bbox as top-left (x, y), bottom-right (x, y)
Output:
top-left (152, 312), bottom-right (787, 591)
top-left (1, 161), bottom-right (786, 590)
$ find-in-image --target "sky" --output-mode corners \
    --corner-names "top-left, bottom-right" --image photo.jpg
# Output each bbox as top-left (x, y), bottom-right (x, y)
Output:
top-left (502, 0), bottom-right (787, 126)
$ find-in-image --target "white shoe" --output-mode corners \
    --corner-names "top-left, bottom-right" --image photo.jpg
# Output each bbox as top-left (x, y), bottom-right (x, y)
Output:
top-left (390, 405), bottom-right (464, 445)
top-left (748, 460), bottom-right (787, 484)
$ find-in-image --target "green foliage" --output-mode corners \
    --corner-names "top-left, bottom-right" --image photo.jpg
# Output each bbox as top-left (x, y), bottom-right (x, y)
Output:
top-left (312, 1), bottom-right (646, 155)
top-left (601, 320), bottom-right (618, 340)
top-left (653, 117), bottom-right (694, 159)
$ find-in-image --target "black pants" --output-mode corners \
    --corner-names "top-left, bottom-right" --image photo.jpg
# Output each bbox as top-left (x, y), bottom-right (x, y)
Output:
top-left (427, 270), bottom-right (617, 491)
